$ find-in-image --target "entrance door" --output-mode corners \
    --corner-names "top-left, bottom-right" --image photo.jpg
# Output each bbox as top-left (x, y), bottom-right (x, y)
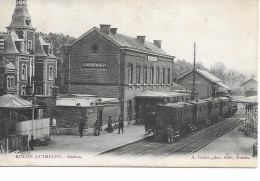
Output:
top-left (98, 109), bottom-right (103, 130)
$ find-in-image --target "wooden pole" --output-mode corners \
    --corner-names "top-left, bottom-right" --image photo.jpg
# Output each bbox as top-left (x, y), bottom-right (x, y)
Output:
top-left (192, 42), bottom-right (196, 100)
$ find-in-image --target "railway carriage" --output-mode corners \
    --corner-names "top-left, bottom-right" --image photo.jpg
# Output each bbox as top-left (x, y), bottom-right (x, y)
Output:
top-left (219, 97), bottom-right (231, 118)
top-left (188, 100), bottom-right (208, 127)
top-left (204, 98), bottom-right (220, 122)
top-left (151, 102), bottom-right (194, 143)
top-left (144, 96), bottom-right (236, 144)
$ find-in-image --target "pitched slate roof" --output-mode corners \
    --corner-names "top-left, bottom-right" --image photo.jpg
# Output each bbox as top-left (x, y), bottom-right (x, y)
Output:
top-left (178, 69), bottom-right (222, 83)
top-left (241, 78), bottom-right (258, 86)
top-left (35, 36), bottom-right (55, 58)
top-left (4, 32), bottom-right (21, 54)
top-left (0, 94), bottom-right (32, 108)
top-left (69, 27), bottom-right (173, 58)
top-left (136, 91), bottom-right (190, 98)
top-left (178, 69), bottom-right (229, 90)
top-left (7, 4), bottom-right (35, 29)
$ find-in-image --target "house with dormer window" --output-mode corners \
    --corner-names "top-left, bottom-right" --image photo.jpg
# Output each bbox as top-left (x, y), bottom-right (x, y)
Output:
top-left (0, 0), bottom-right (57, 97)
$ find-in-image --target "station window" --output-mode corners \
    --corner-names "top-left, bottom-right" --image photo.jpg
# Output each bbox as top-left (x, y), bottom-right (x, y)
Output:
top-left (128, 64), bottom-right (133, 84)
top-left (91, 44), bottom-right (98, 53)
top-left (136, 65), bottom-right (141, 84)
top-left (156, 67), bottom-right (160, 84)
top-left (150, 67), bottom-right (154, 85)
top-left (143, 66), bottom-right (147, 84)
top-left (162, 68), bottom-right (165, 85)
top-left (49, 66), bottom-right (54, 80)
top-left (7, 76), bottom-right (15, 88)
top-left (21, 64), bottom-right (27, 80)
top-left (167, 68), bottom-right (171, 84)
top-left (21, 85), bottom-right (26, 96)
top-left (28, 40), bottom-right (32, 51)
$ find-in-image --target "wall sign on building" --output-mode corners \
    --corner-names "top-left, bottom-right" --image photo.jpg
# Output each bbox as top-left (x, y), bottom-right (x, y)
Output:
top-left (147, 56), bottom-right (158, 62)
top-left (82, 62), bottom-right (107, 68)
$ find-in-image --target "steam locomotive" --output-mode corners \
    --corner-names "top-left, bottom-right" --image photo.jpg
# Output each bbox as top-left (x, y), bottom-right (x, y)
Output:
top-left (144, 97), bottom-right (238, 143)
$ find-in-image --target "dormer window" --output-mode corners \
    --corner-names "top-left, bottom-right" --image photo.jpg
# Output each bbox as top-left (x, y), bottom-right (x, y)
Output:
top-left (26, 19), bottom-right (31, 26)
top-left (21, 64), bottom-right (27, 80)
top-left (49, 46), bottom-right (53, 55)
top-left (28, 40), bottom-right (32, 51)
top-left (49, 66), bottom-right (54, 80)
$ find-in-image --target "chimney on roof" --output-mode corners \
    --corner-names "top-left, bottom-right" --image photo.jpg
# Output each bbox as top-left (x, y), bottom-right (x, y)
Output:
top-left (137, 36), bottom-right (146, 43)
top-left (154, 40), bottom-right (162, 48)
top-left (110, 28), bottom-right (118, 35)
top-left (100, 24), bottom-right (111, 35)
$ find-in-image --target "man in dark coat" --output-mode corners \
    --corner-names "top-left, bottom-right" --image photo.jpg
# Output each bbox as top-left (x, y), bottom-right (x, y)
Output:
top-left (118, 115), bottom-right (124, 134)
top-left (107, 116), bottom-right (113, 133)
top-left (79, 121), bottom-right (85, 138)
top-left (94, 120), bottom-right (100, 136)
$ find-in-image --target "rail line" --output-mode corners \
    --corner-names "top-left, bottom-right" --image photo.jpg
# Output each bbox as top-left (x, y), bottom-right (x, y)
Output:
top-left (162, 113), bottom-right (245, 158)
top-left (99, 110), bottom-right (245, 157)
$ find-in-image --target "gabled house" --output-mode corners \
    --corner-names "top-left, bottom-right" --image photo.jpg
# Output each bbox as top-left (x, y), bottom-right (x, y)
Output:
top-left (177, 69), bottom-right (229, 99)
top-left (241, 78), bottom-right (258, 97)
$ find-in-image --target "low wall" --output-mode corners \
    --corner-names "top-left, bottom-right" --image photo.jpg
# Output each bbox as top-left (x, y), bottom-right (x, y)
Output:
top-left (53, 120), bottom-right (135, 136)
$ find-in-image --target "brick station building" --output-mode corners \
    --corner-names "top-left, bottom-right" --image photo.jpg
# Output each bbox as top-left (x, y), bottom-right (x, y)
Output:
top-left (63, 25), bottom-right (190, 123)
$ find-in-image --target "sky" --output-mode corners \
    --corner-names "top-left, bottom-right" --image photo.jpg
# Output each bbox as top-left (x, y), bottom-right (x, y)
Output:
top-left (0, 0), bottom-right (258, 76)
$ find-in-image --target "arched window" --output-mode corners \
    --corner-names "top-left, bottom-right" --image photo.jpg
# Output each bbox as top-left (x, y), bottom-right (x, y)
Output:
top-left (49, 66), bottom-right (54, 80)
top-left (21, 85), bottom-right (26, 96)
top-left (136, 65), bottom-right (141, 84)
top-left (150, 67), bottom-right (154, 85)
top-left (128, 64), bottom-right (133, 84)
top-left (7, 76), bottom-right (15, 89)
top-left (162, 68), bottom-right (166, 85)
top-left (22, 64), bottom-right (27, 80)
top-left (167, 68), bottom-right (171, 84)
top-left (143, 66), bottom-right (147, 84)
top-left (156, 67), bottom-right (160, 84)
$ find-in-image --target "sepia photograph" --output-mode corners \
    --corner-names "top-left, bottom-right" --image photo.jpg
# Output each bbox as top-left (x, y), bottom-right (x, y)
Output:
top-left (0, 0), bottom-right (258, 167)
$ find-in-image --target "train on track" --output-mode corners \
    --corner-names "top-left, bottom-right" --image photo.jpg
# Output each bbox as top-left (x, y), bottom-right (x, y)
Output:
top-left (144, 96), bottom-right (238, 143)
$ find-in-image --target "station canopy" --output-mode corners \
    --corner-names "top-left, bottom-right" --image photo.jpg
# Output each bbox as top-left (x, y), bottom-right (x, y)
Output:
top-left (136, 91), bottom-right (190, 99)
top-left (0, 94), bottom-right (33, 108)
top-left (233, 96), bottom-right (258, 104)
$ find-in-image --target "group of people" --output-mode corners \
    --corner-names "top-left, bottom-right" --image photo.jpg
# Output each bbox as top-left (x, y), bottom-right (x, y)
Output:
top-left (245, 103), bottom-right (256, 113)
top-left (78, 115), bottom-right (124, 137)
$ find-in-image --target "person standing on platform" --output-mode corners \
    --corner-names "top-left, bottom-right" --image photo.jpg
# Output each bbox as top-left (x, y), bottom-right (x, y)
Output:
top-left (107, 116), bottom-right (113, 133)
top-left (51, 117), bottom-right (59, 135)
top-left (79, 121), bottom-right (85, 138)
top-left (94, 120), bottom-right (100, 136)
top-left (118, 115), bottom-right (124, 134)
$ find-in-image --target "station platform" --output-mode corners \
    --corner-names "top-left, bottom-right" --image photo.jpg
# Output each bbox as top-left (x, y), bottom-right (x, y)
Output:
top-left (28, 124), bottom-right (149, 155)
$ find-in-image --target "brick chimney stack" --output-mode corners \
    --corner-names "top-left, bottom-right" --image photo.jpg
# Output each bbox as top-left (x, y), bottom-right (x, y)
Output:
top-left (100, 24), bottom-right (111, 35)
top-left (110, 28), bottom-right (118, 35)
top-left (154, 40), bottom-right (162, 48)
top-left (137, 36), bottom-right (146, 43)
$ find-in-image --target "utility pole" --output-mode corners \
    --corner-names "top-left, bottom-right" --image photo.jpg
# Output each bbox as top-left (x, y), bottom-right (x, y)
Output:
top-left (192, 42), bottom-right (196, 100)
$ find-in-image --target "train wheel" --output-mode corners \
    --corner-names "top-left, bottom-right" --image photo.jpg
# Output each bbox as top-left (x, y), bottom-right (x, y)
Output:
top-left (167, 136), bottom-right (171, 144)
top-left (170, 137), bottom-right (174, 143)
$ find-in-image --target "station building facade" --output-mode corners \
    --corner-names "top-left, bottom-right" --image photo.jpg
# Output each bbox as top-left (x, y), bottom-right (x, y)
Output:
top-left (63, 25), bottom-right (178, 123)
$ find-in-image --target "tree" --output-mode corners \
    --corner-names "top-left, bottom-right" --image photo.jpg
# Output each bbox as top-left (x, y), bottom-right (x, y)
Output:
top-left (210, 62), bottom-right (226, 81)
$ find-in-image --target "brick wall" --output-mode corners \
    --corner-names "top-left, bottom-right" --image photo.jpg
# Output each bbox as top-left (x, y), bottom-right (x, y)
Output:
top-left (54, 106), bottom-right (87, 128)
top-left (178, 73), bottom-right (213, 99)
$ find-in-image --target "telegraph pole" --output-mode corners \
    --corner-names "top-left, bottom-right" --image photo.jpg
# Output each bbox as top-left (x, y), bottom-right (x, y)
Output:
top-left (192, 42), bottom-right (196, 100)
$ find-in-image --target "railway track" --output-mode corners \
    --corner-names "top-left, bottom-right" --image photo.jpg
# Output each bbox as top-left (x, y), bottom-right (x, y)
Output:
top-left (162, 113), bottom-right (245, 158)
top-left (99, 110), bottom-right (245, 157)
